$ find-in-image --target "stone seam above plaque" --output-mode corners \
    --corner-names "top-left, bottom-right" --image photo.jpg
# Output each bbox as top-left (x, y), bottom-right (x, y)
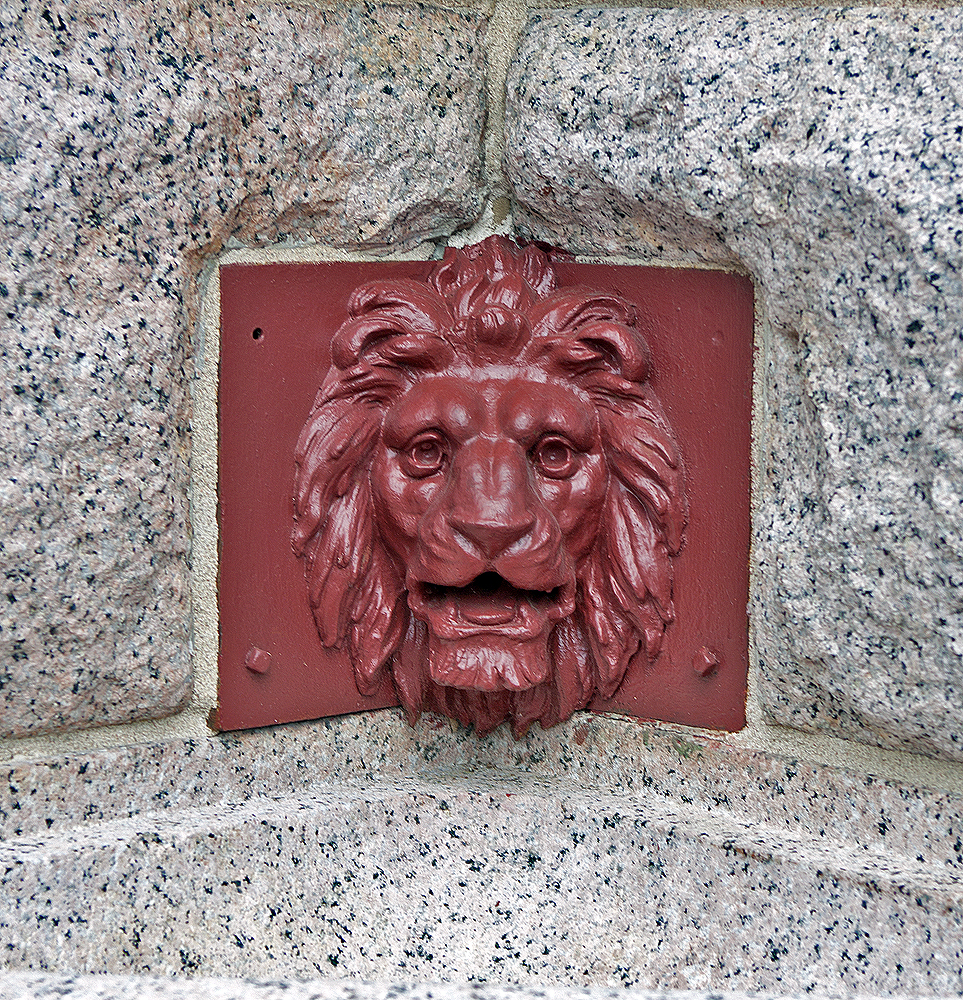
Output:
top-left (216, 238), bottom-right (753, 736)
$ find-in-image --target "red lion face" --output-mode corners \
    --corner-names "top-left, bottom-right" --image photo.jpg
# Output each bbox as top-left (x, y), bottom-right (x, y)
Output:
top-left (293, 237), bottom-right (686, 737)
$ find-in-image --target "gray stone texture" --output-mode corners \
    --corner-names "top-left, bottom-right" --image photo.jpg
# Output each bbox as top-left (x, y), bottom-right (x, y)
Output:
top-left (506, 8), bottom-right (963, 761)
top-left (0, 1), bottom-right (486, 736)
top-left (0, 978), bottom-right (953, 1000)
top-left (1, 713), bottom-right (962, 992)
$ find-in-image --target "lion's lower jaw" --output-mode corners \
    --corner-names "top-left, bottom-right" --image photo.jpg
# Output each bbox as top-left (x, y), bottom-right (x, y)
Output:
top-left (386, 617), bottom-right (598, 738)
top-left (427, 633), bottom-right (550, 692)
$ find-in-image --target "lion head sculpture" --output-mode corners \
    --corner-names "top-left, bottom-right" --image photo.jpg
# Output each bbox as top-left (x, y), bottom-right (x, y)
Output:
top-left (293, 237), bottom-right (686, 737)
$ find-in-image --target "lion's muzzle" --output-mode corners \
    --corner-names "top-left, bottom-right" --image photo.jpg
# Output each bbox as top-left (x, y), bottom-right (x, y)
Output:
top-left (400, 435), bottom-right (578, 691)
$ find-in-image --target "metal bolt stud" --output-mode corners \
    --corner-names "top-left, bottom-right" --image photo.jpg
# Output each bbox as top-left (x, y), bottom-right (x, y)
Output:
top-left (693, 646), bottom-right (720, 677)
top-left (245, 646), bottom-right (272, 674)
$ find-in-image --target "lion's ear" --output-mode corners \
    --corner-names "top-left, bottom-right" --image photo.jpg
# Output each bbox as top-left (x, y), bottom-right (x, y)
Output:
top-left (529, 292), bottom-right (652, 382)
top-left (333, 279), bottom-right (451, 368)
top-left (293, 398), bottom-right (404, 694)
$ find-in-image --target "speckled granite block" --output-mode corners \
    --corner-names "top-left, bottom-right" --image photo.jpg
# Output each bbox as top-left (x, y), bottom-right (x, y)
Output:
top-left (1, 714), bottom-right (962, 992)
top-left (0, 1), bottom-right (486, 737)
top-left (506, 9), bottom-right (963, 760)
top-left (0, 976), bottom-right (925, 1000)
top-left (0, 978), bottom-right (950, 1000)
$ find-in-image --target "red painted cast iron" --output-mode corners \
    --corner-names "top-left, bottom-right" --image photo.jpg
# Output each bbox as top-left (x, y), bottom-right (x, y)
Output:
top-left (216, 237), bottom-right (753, 737)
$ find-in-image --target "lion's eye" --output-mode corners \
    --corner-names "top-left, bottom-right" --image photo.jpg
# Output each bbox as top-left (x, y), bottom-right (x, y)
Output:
top-left (532, 436), bottom-right (577, 478)
top-left (401, 434), bottom-right (448, 477)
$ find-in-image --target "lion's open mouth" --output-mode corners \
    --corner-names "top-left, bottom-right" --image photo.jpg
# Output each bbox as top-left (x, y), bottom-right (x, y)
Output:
top-left (421, 572), bottom-right (562, 627)
top-left (408, 571), bottom-right (573, 639)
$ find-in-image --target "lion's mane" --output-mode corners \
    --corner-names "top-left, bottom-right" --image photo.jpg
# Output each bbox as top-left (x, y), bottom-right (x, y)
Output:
top-left (293, 237), bottom-right (686, 737)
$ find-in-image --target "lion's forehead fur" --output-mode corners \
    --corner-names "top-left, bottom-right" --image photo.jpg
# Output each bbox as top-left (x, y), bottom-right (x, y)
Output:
top-left (425, 360), bottom-right (553, 383)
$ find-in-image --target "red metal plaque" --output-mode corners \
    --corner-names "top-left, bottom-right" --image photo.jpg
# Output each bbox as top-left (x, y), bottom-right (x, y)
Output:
top-left (216, 245), bottom-right (752, 734)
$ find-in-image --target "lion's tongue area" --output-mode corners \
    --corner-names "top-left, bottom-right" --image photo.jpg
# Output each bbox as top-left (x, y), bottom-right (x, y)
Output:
top-left (455, 573), bottom-right (519, 626)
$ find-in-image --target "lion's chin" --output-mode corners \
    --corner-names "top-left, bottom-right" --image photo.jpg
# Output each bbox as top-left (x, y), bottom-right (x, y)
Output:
top-left (427, 633), bottom-right (551, 692)
top-left (405, 571), bottom-right (573, 693)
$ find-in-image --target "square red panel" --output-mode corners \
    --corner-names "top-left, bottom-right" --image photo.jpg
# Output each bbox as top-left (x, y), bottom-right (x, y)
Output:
top-left (216, 258), bottom-right (753, 733)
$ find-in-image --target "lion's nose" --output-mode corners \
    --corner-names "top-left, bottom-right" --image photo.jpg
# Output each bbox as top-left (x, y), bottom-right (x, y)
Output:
top-left (450, 515), bottom-right (534, 559)
top-left (446, 439), bottom-right (536, 559)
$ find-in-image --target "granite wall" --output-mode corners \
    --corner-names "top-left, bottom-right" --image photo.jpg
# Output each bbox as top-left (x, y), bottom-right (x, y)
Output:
top-left (506, 6), bottom-right (963, 763)
top-left (1, 1), bottom-right (963, 997)
top-left (1, 716), bottom-right (963, 992)
top-left (0, 0), bottom-right (486, 738)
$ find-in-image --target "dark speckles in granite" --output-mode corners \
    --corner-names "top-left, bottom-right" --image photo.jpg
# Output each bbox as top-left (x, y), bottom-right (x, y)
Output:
top-left (0, 1), bottom-right (485, 737)
top-left (8, 788), bottom-right (953, 987)
top-left (0, 714), bottom-right (962, 991)
top-left (0, 977), bottom-right (931, 1000)
top-left (506, 9), bottom-right (963, 761)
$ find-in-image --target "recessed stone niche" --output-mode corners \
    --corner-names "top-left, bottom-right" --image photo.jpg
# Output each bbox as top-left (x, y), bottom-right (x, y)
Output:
top-left (1, 3), bottom-right (963, 999)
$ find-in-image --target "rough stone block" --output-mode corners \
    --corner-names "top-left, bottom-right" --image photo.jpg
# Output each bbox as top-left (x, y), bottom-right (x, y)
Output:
top-left (0, 714), bottom-right (962, 992)
top-left (0, 0), bottom-right (486, 736)
top-left (0, 975), bottom-right (953, 1000)
top-left (506, 9), bottom-right (963, 760)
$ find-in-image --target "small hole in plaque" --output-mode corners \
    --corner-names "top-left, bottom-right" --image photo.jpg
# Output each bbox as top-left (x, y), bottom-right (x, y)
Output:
top-left (252, 327), bottom-right (263, 341)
